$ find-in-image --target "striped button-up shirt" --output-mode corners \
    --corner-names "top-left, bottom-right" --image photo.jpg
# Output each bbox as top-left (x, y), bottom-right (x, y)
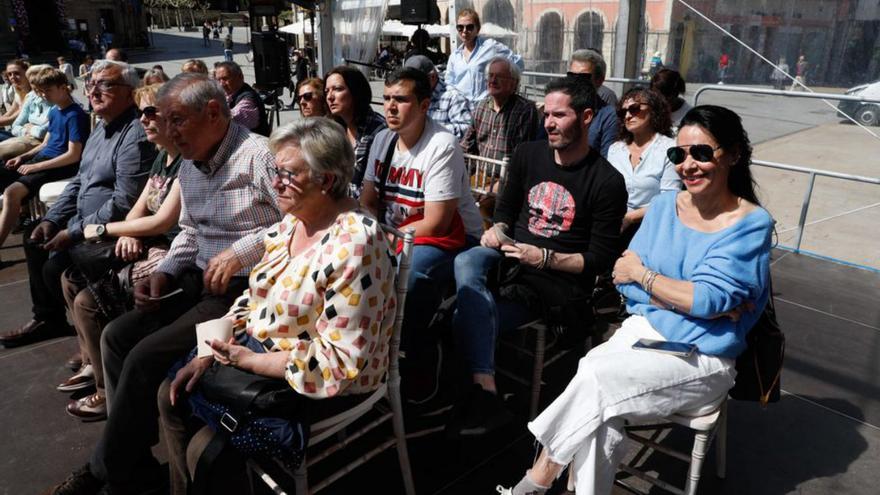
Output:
top-left (461, 93), bottom-right (540, 161)
top-left (428, 79), bottom-right (473, 140)
top-left (158, 121), bottom-right (281, 278)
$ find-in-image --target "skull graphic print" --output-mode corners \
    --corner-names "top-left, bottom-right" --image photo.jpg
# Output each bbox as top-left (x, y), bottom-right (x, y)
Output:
top-left (527, 181), bottom-right (576, 237)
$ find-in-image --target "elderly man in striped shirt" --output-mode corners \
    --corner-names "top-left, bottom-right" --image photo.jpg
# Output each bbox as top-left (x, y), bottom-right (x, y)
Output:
top-left (44, 72), bottom-right (281, 495)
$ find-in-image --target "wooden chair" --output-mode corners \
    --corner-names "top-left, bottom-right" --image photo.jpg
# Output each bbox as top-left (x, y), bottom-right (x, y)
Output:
top-left (247, 225), bottom-right (416, 495)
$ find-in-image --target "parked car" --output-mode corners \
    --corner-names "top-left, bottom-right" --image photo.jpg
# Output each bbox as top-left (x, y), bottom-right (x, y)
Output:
top-left (838, 80), bottom-right (880, 126)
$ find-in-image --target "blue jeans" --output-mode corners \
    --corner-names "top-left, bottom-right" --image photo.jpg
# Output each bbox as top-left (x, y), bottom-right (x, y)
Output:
top-left (402, 238), bottom-right (477, 358)
top-left (452, 246), bottom-right (539, 374)
top-left (0, 129), bottom-right (13, 142)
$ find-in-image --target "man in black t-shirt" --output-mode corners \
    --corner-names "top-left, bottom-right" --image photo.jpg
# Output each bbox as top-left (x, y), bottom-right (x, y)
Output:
top-left (448, 76), bottom-right (627, 436)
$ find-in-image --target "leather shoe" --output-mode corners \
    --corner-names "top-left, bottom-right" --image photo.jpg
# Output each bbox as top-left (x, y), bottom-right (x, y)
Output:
top-left (57, 364), bottom-right (96, 392)
top-left (0, 319), bottom-right (73, 348)
top-left (66, 352), bottom-right (83, 371)
top-left (67, 392), bottom-right (107, 422)
top-left (43, 463), bottom-right (103, 495)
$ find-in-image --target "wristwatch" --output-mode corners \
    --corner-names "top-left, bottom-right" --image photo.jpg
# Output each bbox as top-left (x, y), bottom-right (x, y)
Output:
top-left (95, 224), bottom-right (106, 239)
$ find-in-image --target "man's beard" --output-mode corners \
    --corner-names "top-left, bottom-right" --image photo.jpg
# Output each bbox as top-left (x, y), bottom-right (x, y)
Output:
top-left (548, 125), bottom-right (583, 151)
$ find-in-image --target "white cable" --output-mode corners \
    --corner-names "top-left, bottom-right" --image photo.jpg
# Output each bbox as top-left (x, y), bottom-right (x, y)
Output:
top-left (676, 0), bottom-right (880, 141)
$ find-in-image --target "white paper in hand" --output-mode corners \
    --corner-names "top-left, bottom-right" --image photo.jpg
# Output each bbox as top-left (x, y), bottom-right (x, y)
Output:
top-left (195, 318), bottom-right (233, 358)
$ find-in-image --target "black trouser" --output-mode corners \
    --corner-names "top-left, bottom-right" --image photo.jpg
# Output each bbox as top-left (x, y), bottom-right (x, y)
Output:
top-left (22, 225), bottom-right (72, 326)
top-left (90, 270), bottom-right (248, 487)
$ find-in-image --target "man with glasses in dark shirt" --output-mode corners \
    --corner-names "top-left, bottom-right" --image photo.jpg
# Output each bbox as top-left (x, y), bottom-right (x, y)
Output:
top-left (0, 60), bottom-right (155, 348)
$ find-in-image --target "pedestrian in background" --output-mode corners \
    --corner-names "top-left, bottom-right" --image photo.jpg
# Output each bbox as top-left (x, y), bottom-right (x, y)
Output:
top-left (771, 57), bottom-right (789, 90)
top-left (223, 35), bottom-right (234, 62)
top-left (202, 21), bottom-right (211, 47)
top-left (790, 55), bottom-right (808, 91)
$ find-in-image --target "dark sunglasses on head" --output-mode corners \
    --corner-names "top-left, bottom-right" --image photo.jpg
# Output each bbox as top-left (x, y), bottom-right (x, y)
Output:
top-left (667, 144), bottom-right (722, 164)
top-left (456, 23), bottom-right (476, 32)
top-left (296, 92), bottom-right (315, 102)
top-left (136, 106), bottom-right (158, 119)
top-left (617, 104), bottom-right (646, 119)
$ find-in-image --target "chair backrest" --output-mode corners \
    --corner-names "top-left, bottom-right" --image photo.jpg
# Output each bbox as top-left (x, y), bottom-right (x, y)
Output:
top-left (380, 224), bottom-right (415, 391)
top-left (464, 153), bottom-right (509, 198)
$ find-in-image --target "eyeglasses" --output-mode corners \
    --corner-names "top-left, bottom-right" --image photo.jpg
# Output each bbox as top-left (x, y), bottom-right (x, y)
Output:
top-left (269, 166), bottom-right (301, 187)
top-left (136, 106), bottom-right (158, 120)
top-left (487, 72), bottom-right (513, 82)
top-left (617, 104), bottom-right (647, 119)
top-left (296, 91), bottom-right (315, 102)
top-left (86, 79), bottom-right (129, 94)
top-left (456, 23), bottom-right (476, 32)
top-left (667, 144), bottom-right (722, 164)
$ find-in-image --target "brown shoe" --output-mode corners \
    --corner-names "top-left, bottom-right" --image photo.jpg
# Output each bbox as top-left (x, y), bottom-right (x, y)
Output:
top-left (0, 319), bottom-right (72, 348)
top-left (66, 352), bottom-right (84, 371)
top-left (57, 364), bottom-right (96, 392)
top-left (67, 392), bottom-right (107, 422)
top-left (42, 463), bottom-right (103, 495)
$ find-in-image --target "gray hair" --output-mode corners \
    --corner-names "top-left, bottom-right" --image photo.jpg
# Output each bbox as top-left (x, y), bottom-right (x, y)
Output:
top-left (157, 72), bottom-right (230, 119)
top-left (214, 61), bottom-right (243, 79)
top-left (90, 59), bottom-right (141, 88)
top-left (570, 49), bottom-right (606, 81)
top-left (268, 118), bottom-right (354, 199)
top-left (485, 56), bottom-right (521, 86)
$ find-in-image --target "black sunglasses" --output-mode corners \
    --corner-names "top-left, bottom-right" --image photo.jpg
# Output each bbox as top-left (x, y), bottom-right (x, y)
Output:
top-left (136, 106), bottom-right (158, 119)
top-left (617, 104), bottom-right (646, 119)
top-left (297, 91), bottom-right (315, 102)
top-left (667, 144), bottom-right (722, 164)
top-left (456, 23), bottom-right (476, 32)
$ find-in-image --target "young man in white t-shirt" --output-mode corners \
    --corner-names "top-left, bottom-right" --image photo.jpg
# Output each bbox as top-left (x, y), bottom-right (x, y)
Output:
top-left (361, 68), bottom-right (483, 395)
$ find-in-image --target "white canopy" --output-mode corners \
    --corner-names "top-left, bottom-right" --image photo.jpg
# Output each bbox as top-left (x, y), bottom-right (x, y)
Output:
top-left (279, 19), bottom-right (518, 39)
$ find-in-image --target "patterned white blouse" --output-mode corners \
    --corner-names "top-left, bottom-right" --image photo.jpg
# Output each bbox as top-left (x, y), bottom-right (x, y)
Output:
top-left (224, 210), bottom-right (397, 398)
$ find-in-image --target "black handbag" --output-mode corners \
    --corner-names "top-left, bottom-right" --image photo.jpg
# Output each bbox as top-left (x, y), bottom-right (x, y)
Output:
top-left (68, 240), bottom-right (130, 319)
top-left (185, 337), bottom-right (308, 495)
top-left (729, 283), bottom-right (785, 406)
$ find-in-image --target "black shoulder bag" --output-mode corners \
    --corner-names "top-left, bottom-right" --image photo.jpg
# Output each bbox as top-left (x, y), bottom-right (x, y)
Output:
top-left (375, 134), bottom-right (399, 224)
top-left (728, 279), bottom-right (785, 406)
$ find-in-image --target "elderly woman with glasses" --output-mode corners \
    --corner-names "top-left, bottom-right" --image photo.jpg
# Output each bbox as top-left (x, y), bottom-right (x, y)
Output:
top-left (56, 82), bottom-right (183, 422)
top-left (606, 87), bottom-right (680, 243)
top-left (445, 8), bottom-right (523, 104)
top-left (295, 77), bottom-right (327, 117)
top-left (499, 106), bottom-right (773, 495)
top-left (158, 117), bottom-right (397, 494)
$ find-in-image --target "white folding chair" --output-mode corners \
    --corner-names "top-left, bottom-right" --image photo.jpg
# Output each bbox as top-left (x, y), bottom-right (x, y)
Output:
top-left (247, 225), bottom-right (416, 495)
top-left (617, 396), bottom-right (729, 495)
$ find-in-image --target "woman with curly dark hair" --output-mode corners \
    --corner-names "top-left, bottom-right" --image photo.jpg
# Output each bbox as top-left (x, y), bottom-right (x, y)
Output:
top-left (606, 87), bottom-right (679, 242)
top-left (323, 65), bottom-right (386, 198)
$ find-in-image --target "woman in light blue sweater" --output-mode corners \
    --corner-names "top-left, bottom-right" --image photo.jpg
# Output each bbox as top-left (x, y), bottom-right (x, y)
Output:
top-left (499, 105), bottom-right (773, 495)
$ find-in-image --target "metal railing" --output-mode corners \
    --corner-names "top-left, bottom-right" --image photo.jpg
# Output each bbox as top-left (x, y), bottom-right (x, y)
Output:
top-left (693, 84), bottom-right (880, 107)
top-left (751, 159), bottom-right (880, 253)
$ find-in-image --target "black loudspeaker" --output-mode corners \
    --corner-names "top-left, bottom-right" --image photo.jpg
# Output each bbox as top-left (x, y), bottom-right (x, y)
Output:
top-left (251, 32), bottom-right (290, 88)
top-left (401, 0), bottom-right (439, 25)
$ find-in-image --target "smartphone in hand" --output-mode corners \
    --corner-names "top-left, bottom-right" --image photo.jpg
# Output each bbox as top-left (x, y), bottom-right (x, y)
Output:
top-left (493, 224), bottom-right (515, 246)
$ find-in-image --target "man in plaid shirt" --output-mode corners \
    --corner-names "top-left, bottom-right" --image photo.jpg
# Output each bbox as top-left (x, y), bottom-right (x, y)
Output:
top-left (461, 56), bottom-right (541, 161)
top-left (46, 72), bottom-right (282, 494)
top-left (404, 55), bottom-right (472, 140)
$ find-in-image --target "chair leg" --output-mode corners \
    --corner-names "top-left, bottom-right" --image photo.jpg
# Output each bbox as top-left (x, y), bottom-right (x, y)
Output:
top-left (715, 401), bottom-right (728, 479)
top-left (293, 459), bottom-right (308, 495)
top-left (530, 325), bottom-right (546, 419)
top-left (388, 379), bottom-right (417, 495)
top-left (685, 430), bottom-right (710, 495)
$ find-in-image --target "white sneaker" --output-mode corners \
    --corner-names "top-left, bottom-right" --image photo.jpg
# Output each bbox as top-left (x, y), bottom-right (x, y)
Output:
top-left (496, 486), bottom-right (512, 495)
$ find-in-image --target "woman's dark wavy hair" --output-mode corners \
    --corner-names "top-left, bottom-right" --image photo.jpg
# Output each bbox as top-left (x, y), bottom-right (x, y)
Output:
top-left (324, 65), bottom-right (373, 125)
top-left (679, 105), bottom-right (760, 205)
top-left (616, 87), bottom-right (672, 144)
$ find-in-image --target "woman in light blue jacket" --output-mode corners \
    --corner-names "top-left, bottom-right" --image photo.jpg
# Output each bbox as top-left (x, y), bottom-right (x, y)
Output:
top-left (0, 64), bottom-right (53, 160)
